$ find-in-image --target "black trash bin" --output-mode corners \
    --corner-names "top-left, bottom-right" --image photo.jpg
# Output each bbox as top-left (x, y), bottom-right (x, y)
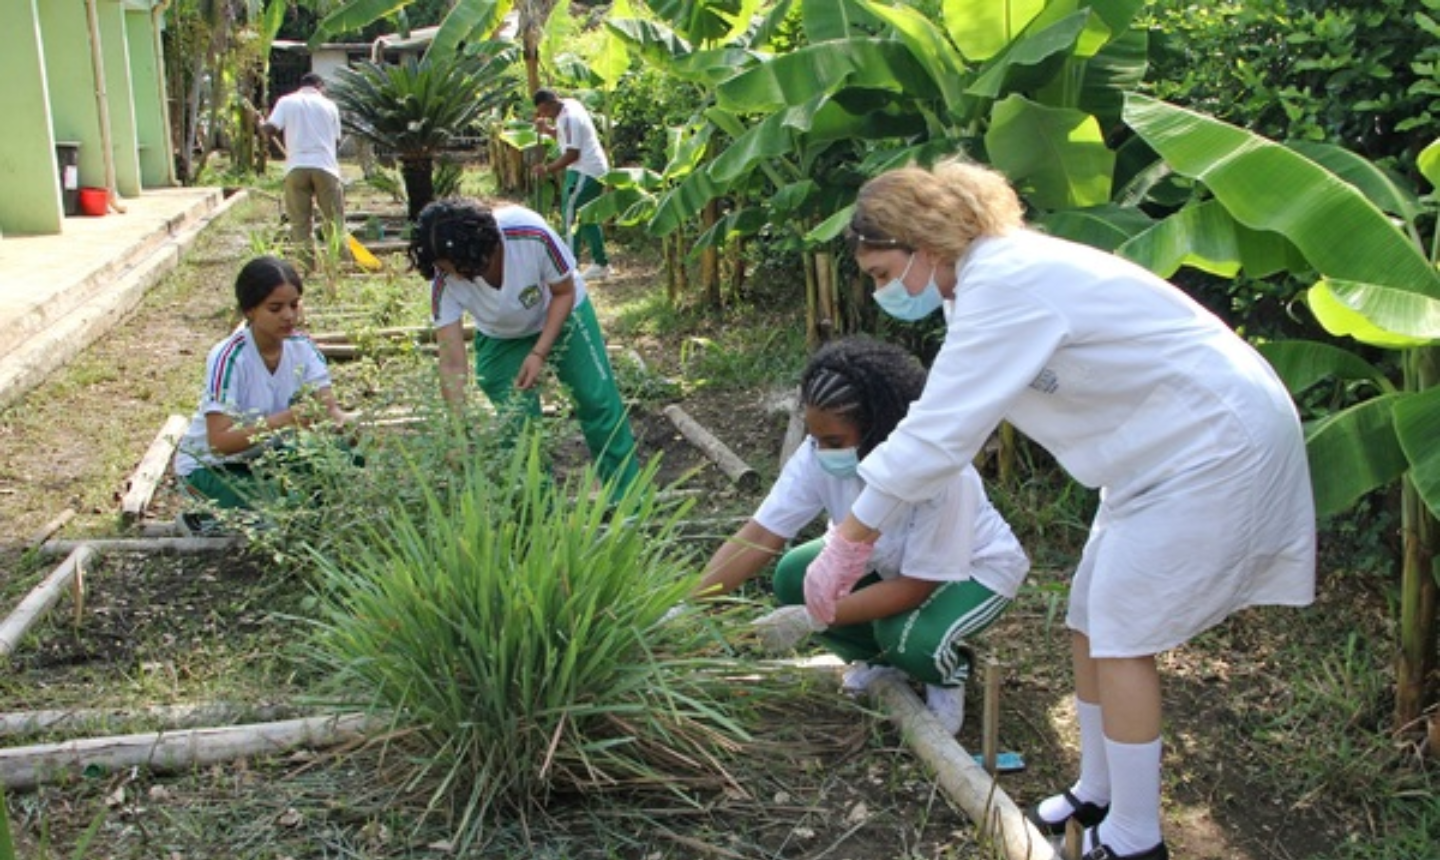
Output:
top-left (55, 141), bottom-right (81, 217)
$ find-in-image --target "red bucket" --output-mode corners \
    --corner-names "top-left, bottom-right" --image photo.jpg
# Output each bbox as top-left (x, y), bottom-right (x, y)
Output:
top-left (78, 187), bottom-right (108, 217)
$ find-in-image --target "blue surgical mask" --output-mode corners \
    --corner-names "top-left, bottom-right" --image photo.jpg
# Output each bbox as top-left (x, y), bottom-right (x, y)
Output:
top-left (873, 254), bottom-right (943, 321)
top-left (815, 446), bottom-right (860, 479)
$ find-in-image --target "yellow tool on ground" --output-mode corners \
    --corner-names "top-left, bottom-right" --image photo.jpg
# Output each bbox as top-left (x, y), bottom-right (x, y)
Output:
top-left (346, 233), bottom-right (383, 272)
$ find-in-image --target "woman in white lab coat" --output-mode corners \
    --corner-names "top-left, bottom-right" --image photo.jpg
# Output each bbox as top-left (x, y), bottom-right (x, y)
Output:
top-left (807, 160), bottom-right (1315, 860)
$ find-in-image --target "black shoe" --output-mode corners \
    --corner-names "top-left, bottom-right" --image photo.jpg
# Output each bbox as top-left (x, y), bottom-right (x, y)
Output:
top-left (1080, 828), bottom-right (1169, 860)
top-left (177, 511), bottom-right (226, 537)
top-left (1026, 789), bottom-right (1110, 836)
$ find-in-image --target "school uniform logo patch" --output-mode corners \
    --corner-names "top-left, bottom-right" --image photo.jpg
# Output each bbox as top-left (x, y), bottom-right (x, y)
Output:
top-left (519, 284), bottom-right (543, 309)
top-left (1030, 367), bottom-right (1059, 394)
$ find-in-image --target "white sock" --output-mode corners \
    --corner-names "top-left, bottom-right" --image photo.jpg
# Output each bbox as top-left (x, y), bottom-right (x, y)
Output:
top-left (1036, 698), bottom-right (1109, 823)
top-left (1092, 736), bottom-right (1163, 855)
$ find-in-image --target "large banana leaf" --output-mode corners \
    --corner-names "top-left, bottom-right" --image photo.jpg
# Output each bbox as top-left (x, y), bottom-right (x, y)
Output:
top-left (1116, 199), bottom-right (1306, 279)
top-left (605, 19), bottom-right (694, 69)
top-left (1309, 280), bottom-right (1440, 346)
top-left (943, 0), bottom-right (1045, 62)
top-left (1303, 394), bottom-right (1410, 518)
top-left (715, 39), bottom-right (938, 112)
top-left (1123, 96), bottom-right (1440, 304)
top-left (1287, 141), bottom-right (1425, 227)
top-left (1256, 341), bottom-right (1394, 396)
top-left (802, 0), bottom-right (883, 42)
top-left (312, 0), bottom-right (411, 46)
top-left (1394, 384), bottom-right (1440, 519)
top-left (985, 95), bottom-right (1113, 209)
top-left (429, 0), bottom-right (509, 60)
top-left (647, 0), bottom-right (756, 46)
top-left (859, 0), bottom-right (969, 114)
top-left (1036, 204), bottom-right (1154, 252)
top-left (966, 10), bottom-right (1089, 100)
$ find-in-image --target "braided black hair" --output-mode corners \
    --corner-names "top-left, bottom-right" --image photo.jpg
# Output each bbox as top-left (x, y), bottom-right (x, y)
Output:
top-left (800, 337), bottom-right (927, 458)
top-left (408, 198), bottom-right (504, 281)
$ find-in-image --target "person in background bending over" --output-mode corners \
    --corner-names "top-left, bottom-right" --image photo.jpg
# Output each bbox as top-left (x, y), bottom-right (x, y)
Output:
top-left (808, 159), bottom-right (1315, 860)
top-left (258, 72), bottom-right (344, 267)
top-left (173, 256), bottom-right (352, 529)
top-left (531, 88), bottom-right (612, 281)
top-left (407, 197), bottom-right (638, 493)
top-left (696, 337), bottom-right (1029, 735)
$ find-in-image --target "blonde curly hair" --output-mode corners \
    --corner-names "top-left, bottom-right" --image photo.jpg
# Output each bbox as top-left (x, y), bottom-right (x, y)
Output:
top-left (849, 158), bottom-right (1024, 262)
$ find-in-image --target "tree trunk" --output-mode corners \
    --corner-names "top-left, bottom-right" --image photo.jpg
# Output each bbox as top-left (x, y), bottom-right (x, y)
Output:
top-left (1396, 345), bottom-right (1439, 736)
top-left (401, 156), bottom-right (435, 223)
top-left (700, 200), bottom-right (721, 307)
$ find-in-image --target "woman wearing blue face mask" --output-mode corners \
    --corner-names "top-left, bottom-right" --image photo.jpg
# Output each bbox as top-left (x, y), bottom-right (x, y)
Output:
top-left (816, 159), bottom-right (1315, 860)
top-left (695, 337), bottom-right (1028, 734)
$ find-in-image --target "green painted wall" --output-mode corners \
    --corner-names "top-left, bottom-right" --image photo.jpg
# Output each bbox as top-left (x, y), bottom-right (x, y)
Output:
top-left (100, 1), bottom-right (141, 197)
top-left (126, 8), bottom-right (173, 187)
top-left (38, 0), bottom-right (104, 195)
top-left (0, 0), bottom-right (63, 236)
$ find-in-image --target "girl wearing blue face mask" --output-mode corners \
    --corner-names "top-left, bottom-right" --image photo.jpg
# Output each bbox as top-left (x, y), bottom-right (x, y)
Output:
top-left (694, 337), bottom-right (1028, 735)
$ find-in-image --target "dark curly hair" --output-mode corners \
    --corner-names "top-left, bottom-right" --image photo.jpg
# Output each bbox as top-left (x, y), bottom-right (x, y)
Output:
top-left (800, 337), bottom-right (927, 458)
top-left (408, 198), bottom-right (504, 281)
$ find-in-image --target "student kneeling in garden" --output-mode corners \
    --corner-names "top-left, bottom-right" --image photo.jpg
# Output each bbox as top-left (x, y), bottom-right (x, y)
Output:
top-left (173, 256), bottom-right (355, 531)
top-left (695, 338), bottom-right (1029, 734)
top-left (408, 198), bottom-right (638, 492)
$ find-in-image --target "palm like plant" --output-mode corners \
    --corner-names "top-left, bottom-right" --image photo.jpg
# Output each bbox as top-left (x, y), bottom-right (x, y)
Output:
top-left (330, 46), bottom-right (517, 221)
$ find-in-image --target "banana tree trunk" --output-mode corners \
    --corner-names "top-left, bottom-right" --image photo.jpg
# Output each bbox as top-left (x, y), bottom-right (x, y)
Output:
top-left (400, 156), bottom-right (435, 223)
top-left (1397, 345), bottom-right (1439, 735)
top-left (701, 200), bottom-right (721, 307)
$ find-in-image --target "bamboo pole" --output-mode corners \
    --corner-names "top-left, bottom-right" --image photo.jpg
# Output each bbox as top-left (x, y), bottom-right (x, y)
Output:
top-left (868, 673), bottom-right (1060, 860)
top-left (0, 545), bottom-right (98, 658)
top-left (38, 537), bottom-right (242, 557)
top-left (0, 714), bottom-right (375, 790)
top-left (25, 508), bottom-right (75, 551)
top-left (0, 702), bottom-right (307, 739)
top-left (121, 414), bottom-right (189, 525)
top-left (662, 404), bottom-right (760, 490)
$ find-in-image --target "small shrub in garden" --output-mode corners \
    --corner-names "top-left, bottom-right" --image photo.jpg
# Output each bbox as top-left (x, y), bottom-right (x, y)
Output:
top-left (302, 429), bottom-right (761, 849)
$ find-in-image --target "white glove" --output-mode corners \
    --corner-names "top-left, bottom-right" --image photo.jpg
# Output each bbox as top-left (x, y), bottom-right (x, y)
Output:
top-left (750, 605), bottom-right (827, 653)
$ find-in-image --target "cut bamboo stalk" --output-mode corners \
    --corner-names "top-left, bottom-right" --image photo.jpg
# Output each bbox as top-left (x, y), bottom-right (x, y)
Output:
top-left (662, 404), bottom-right (760, 490)
top-left (38, 537), bottom-right (242, 557)
top-left (0, 545), bottom-right (98, 658)
top-left (0, 713), bottom-right (375, 790)
top-left (70, 551), bottom-right (86, 629)
top-left (318, 342), bottom-right (438, 361)
top-left (121, 414), bottom-right (189, 525)
top-left (869, 673), bottom-right (1060, 860)
top-left (0, 702), bottom-right (309, 739)
top-left (983, 655), bottom-right (1002, 774)
top-left (308, 323), bottom-right (472, 344)
top-left (25, 508), bottom-right (75, 551)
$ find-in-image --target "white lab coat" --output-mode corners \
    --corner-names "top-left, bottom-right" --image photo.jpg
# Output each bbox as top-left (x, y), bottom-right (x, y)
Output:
top-left (853, 230), bottom-right (1315, 657)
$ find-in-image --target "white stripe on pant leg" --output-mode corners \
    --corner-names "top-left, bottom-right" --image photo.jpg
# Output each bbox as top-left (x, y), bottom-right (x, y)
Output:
top-left (933, 594), bottom-right (1010, 685)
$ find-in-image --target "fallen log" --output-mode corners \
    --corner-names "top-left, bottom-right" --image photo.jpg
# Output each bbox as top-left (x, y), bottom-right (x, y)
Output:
top-left (317, 342), bottom-right (439, 361)
top-left (308, 323), bottom-right (472, 344)
top-left (0, 713), bottom-right (376, 790)
top-left (38, 537), bottom-right (242, 557)
top-left (661, 404), bottom-right (760, 490)
top-left (869, 673), bottom-right (1059, 860)
top-left (0, 702), bottom-right (308, 739)
top-left (0, 545), bottom-right (97, 658)
top-left (120, 414), bottom-right (189, 525)
top-left (779, 390), bottom-right (806, 465)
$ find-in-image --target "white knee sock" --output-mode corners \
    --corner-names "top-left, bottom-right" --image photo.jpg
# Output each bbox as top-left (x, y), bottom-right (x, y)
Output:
top-left (1036, 697), bottom-right (1109, 821)
top-left (1092, 736), bottom-right (1163, 854)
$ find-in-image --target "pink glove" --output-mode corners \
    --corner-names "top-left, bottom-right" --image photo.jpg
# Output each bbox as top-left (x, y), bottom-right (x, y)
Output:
top-left (803, 530), bottom-right (875, 625)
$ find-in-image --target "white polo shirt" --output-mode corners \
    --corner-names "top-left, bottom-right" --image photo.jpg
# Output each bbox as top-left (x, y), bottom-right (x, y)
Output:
top-left (754, 438), bottom-right (1028, 598)
top-left (556, 99), bottom-right (609, 179)
top-left (174, 327), bottom-right (332, 476)
top-left (430, 206), bottom-right (587, 338)
top-left (267, 86), bottom-right (342, 178)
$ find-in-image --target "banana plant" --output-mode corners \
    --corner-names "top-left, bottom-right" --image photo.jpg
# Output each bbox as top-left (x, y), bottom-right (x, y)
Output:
top-left (1122, 94), bottom-right (1440, 732)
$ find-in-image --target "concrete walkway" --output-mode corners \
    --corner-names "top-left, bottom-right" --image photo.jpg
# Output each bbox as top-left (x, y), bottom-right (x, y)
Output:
top-left (0, 187), bottom-right (249, 412)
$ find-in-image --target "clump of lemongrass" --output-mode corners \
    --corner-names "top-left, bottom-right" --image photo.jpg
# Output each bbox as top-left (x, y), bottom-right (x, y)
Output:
top-left (303, 429), bottom-right (766, 849)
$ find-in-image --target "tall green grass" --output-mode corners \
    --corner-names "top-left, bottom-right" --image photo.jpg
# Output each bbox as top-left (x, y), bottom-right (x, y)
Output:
top-left (301, 428), bottom-right (761, 849)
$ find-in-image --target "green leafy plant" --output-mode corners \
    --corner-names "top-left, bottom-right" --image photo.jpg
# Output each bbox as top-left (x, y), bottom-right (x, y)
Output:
top-left (302, 428), bottom-right (763, 849)
top-left (329, 45), bottom-right (518, 221)
top-left (1121, 94), bottom-right (1440, 732)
